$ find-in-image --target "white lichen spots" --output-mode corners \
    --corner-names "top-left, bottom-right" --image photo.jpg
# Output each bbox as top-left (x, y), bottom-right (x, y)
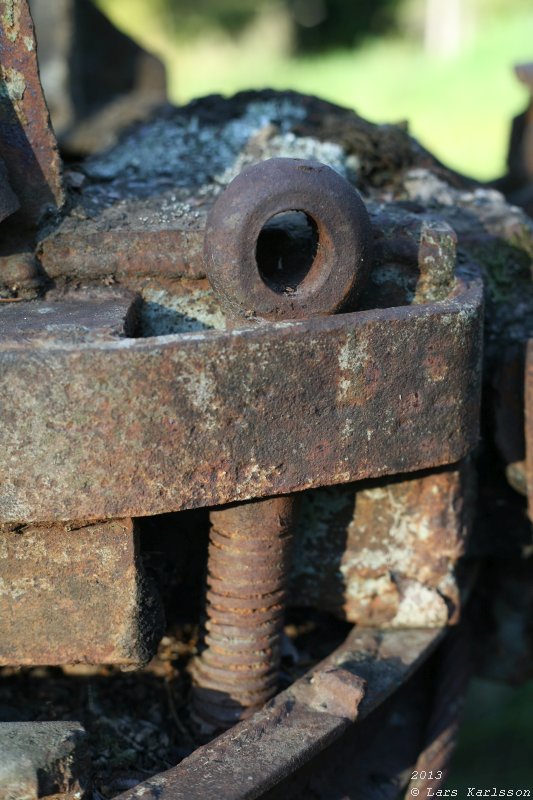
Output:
top-left (360, 486), bottom-right (388, 502)
top-left (2, 575), bottom-right (54, 599)
top-left (98, 543), bottom-right (123, 568)
top-left (391, 581), bottom-right (448, 627)
top-left (173, 361), bottom-right (219, 432)
top-left (341, 535), bottom-right (414, 578)
top-left (84, 96), bottom-right (358, 200)
top-left (403, 168), bottom-right (457, 207)
top-left (2, 0), bottom-right (20, 42)
top-left (23, 35), bottom-right (34, 51)
top-left (337, 330), bottom-right (368, 404)
top-left (237, 463), bottom-right (281, 496)
top-left (141, 287), bottom-right (226, 335)
top-left (343, 574), bottom-right (395, 602)
top-left (217, 133), bottom-right (351, 186)
top-left (190, 371), bottom-right (218, 431)
top-left (383, 484), bottom-right (434, 548)
top-left (341, 417), bottom-right (354, 444)
top-left (2, 67), bottom-right (26, 102)
top-left (85, 99), bottom-right (306, 184)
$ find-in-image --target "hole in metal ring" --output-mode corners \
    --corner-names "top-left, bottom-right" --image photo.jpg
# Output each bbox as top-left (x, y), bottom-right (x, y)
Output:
top-left (255, 211), bottom-right (319, 294)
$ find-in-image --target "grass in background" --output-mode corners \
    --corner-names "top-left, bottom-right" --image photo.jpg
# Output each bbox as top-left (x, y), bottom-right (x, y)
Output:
top-left (99, 0), bottom-right (533, 180)
top-left (448, 679), bottom-right (533, 791)
top-left (446, 680), bottom-right (533, 798)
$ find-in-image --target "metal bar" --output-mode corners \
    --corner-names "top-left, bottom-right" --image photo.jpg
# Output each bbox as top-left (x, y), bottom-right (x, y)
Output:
top-left (0, 0), bottom-right (64, 227)
top-left (0, 270), bottom-right (482, 522)
top-left (115, 627), bottom-right (444, 800)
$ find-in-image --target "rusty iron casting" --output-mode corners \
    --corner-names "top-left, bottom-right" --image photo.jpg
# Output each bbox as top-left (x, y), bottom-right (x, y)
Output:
top-left (0, 290), bottom-right (165, 667)
top-left (0, 517), bottom-right (162, 667)
top-left (0, 0), bottom-right (64, 228)
top-left (117, 627), bottom-right (444, 800)
top-left (0, 13), bottom-right (519, 791)
top-left (290, 460), bottom-right (472, 628)
top-left (0, 288), bottom-right (139, 341)
top-left (0, 264), bottom-right (482, 523)
top-left (191, 158), bottom-right (374, 727)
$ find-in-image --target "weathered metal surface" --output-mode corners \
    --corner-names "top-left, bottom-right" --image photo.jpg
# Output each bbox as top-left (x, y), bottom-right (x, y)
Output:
top-left (117, 627), bottom-right (443, 800)
top-left (0, 155), bottom-right (19, 223)
top-left (0, 518), bottom-right (163, 665)
top-left (0, 287), bottom-right (139, 341)
top-left (0, 0), bottom-right (64, 226)
top-left (36, 204), bottom-right (457, 310)
top-left (0, 268), bottom-right (482, 522)
top-left (264, 687), bottom-right (428, 800)
top-left (33, 89), bottom-right (445, 292)
top-left (291, 461), bottom-right (473, 627)
top-left (193, 164), bottom-right (373, 728)
top-left (38, 196), bottom-right (454, 301)
top-left (0, 251), bottom-right (39, 296)
top-left (266, 631), bottom-right (462, 800)
top-left (0, 721), bottom-right (90, 800)
top-left (39, 226), bottom-right (209, 284)
top-left (191, 497), bottom-right (297, 727)
top-left (204, 158), bottom-right (373, 321)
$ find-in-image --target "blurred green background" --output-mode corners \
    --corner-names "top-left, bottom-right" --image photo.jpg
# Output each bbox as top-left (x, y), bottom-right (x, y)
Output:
top-left (449, 679), bottom-right (533, 792)
top-left (96, 0), bottom-right (533, 789)
top-left (96, 0), bottom-right (533, 180)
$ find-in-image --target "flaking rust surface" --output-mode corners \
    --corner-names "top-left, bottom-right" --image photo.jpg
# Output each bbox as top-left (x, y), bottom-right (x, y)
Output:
top-left (0, 287), bottom-right (139, 341)
top-left (0, 518), bottom-right (162, 666)
top-left (291, 463), bottom-right (473, 627)
top-left (0, 270), bottom-right (482, 522)
top-left (115, 628), bottom-right (443, 800)
top-left (0, 0), bottom-right (64, 226)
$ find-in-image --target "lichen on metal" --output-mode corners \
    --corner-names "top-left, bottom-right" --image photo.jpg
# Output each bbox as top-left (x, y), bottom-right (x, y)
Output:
top-left (0, 0), bottom-right (64, 227)
top-left (0, 267), bottom-right (482, 523)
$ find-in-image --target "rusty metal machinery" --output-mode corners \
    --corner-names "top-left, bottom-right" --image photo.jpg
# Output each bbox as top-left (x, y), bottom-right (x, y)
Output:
top-left (1, 1), bottom-right (533, 798)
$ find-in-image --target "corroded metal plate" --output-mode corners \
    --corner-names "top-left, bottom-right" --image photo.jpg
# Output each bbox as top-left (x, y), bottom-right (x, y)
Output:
top-left (0, 270), bottom-right (482, 522)
top-left (0, 0), bottom-right (63, 226)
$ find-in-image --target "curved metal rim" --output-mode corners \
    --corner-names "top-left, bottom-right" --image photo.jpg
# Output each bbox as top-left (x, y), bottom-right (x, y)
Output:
top-left (115, 625), bottom-right (446, 800)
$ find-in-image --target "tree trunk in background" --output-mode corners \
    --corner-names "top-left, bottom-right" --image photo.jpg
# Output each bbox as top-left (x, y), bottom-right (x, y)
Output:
top-left (424, 0), bottom-right (463, 58)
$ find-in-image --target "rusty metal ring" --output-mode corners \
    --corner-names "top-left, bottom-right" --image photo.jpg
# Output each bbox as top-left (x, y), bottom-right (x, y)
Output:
top-left (204, 157), bottom-right (373, 321)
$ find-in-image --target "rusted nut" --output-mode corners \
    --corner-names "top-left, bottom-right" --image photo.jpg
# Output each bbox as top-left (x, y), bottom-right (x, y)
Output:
top-left (204, 157), bottom-right (373, 321)
top-left (306, 667), bottom-right (366, 722)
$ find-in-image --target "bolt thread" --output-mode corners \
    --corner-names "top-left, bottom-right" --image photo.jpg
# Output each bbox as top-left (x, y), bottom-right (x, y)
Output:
top-left (191, 496), bottom-right (295, 729)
